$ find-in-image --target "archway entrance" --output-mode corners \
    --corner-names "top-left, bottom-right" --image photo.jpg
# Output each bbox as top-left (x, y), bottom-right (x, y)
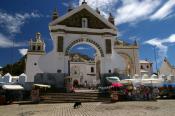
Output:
top-left (66, 40), bottom-right (103, 87)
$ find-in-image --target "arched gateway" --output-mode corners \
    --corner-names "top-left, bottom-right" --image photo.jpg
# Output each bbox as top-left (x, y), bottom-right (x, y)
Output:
top-left (65, 38), bottom-right (104, 57)
top-left (25, 2), bottom-right (140, 88)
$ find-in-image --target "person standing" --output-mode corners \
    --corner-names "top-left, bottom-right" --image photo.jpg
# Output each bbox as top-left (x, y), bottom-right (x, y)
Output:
top-left (31, 86), bottom-right (40, 103)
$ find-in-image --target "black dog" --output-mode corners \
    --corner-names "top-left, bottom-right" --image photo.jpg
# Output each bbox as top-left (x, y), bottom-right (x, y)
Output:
top-left (73, 101), bottom-right (82, 109)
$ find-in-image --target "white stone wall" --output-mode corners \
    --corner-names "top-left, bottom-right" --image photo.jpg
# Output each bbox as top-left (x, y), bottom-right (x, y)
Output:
top-left (140, 63), bottom-right (153, 76)
top-left (70, 62), bottom-right (98, 86)
top-left (26, 54), bottom-right (43, 82)
top-left (159, 61), bottom-right (175, 76)
top-left (38, 32), bottom-right (126, 75)
top-left (115, 48), bottom-right (140, 76)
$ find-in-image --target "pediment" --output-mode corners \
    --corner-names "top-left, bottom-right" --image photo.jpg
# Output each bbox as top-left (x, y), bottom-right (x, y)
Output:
top-left (50, 4), bottom-right (116, 30)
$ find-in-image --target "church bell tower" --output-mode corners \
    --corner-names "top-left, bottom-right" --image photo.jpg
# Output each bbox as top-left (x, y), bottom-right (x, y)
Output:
top-left (26, 32), bottom-right (45, 82)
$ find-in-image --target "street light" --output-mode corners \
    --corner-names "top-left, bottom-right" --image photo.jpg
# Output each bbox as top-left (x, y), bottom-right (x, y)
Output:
top-left (154, 46), bottom-right (158, 76)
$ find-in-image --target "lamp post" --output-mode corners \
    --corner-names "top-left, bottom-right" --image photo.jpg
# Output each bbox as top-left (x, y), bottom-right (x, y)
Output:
top-left (154, 46), bottom-right (158, 76)
top-left (132, 46), bottom-right (136, 75)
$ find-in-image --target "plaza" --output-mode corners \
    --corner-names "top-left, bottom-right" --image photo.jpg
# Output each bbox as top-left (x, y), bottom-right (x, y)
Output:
top-left (0, 100), bottom-right (175, 116)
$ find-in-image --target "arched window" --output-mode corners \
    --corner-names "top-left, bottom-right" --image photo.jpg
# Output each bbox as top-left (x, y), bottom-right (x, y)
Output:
top-left (109, 70), bottom-right (111, 73)
top-left (32, 46), bottom-right (36, 51)
top-left (37, 46), bottom-right (41, 51)
top-left (57, 69), bottom-right (62, 73)
top-left (141, 65), bottom-right (144, 69)
top-left (147, 65), bottom-right (149, 69)
top-left (34, 62), bottom-right (37, 66)
top-left (91, 67), bottom-right (94, 73)
top-left (82, 18), bottom-right (88, 28)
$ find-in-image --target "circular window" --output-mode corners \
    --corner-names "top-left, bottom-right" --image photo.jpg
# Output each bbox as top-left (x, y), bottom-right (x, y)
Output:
top-left (34, 63), bottom-right (37, 66)
top-left (147, 65), bottom-right (149, 69)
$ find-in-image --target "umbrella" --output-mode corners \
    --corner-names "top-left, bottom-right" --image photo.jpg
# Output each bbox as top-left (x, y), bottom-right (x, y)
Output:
top-left (106, 76), bottom-right (120, 83)
top-left (151, 74), bottom-right (158, 79)
top-left (111, 82), bottom-right (123, 87)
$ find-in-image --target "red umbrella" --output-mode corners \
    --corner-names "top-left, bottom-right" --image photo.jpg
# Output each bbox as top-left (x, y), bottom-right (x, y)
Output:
top-left (111, 83), bottom-right (123, 87)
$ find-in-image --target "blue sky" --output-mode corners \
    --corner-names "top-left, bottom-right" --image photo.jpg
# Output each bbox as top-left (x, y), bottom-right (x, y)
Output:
top-left (0, 0), bottom-right (175, 72)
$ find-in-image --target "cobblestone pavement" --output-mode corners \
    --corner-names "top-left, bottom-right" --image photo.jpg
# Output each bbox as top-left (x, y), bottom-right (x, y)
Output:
top-left (1, 100), bottom-right (175, 116)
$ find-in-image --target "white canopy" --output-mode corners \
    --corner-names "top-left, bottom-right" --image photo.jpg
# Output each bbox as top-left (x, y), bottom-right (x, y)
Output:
top-left (121, 78), bottom-right (163, 87)
top-left (34, 84), bottom-right (51, 88)
top-left (3, 73), bottom-right (12, 77)
top-left (151, 74), bottom-right (158, 79)
top-left (2, 85), bottom-right (24, 90)
top-left (141, 78), bottom-right (163, 87)
top-left (106, 76), bottom-right (120, 83)
top-left (133, 74), bottom-right (139, 79)
top-left (142, 74), bottom-right (149, 79)
top-left (2, 73), bottom-right (12, 83)
top-left (20, 73), bottom-right (27, 77)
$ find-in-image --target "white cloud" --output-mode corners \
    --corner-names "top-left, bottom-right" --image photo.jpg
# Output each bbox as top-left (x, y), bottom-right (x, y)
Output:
top-left (76, 46), bottom-right (89, 50)
top-left (79, 0), bottom-right (118, 18)
top-left (18, 49), bottom-right (28, 56)
top-left (0, 66), bottom-right (2, 69)
top-left (144, 34), bottom-right (175, 62)
top-left (79, 0), bottom-right (118, 9)
top-left (145, 38), bottom-right (162, 47)
top-left (115, 0), bottom-right (161, 25)
top-left (0, 33), bottom-right (26, 48)
top-left (62, 2), bottom-right (69, 7)
top-left (163, 34), bottom-right (175, 43)
top-left (0, 10), bottom-right (42, 34)
top-left (150, 0), bottom-right (175, 20)
top-left (78, 0), bottom-right (175, 25)
top-left (145, 38), bottom-right (168, 62)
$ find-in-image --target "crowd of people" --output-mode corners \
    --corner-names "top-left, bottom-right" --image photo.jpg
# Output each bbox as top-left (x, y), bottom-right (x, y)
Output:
top-left (110, 84), bottom-right (160, 101)
top-left (124, 85), bottom-right (159, 101)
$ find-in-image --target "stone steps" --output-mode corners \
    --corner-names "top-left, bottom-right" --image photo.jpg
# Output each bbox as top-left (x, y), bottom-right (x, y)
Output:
top-left (40, 92), bottom-right (110, 103)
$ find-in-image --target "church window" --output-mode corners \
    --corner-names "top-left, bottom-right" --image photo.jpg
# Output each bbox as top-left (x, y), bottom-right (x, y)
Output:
top-left (74, 71), bottom-right (77, 75)
top-left (105, 39), bottom-right (112, 54)
top-left (109, 70), bottom-right (111, 73)
top-left (57, 36), bottom-right (64, 52)
top-left (34, 63), bottom-right (37, 66)
top-left (57, 69), bottom-right (62, 73)
top-left (147, 65), bottom-right (149, 69)
top-left (37, 46), bottom-right (41, 51)
top-left (141, 65), bottom-right (144, 69)
top-left (91, 67), bottom-right (94, 73)
top-left (32, 46), bottom-right (36, 51)
top-left (82, 18), bottom-right (88, 28)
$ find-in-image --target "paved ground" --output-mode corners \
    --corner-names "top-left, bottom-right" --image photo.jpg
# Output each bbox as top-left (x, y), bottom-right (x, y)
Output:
top-left (0, 100), bottom-right (175, 116)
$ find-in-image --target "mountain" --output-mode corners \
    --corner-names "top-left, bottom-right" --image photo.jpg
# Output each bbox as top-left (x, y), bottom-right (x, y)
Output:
top-left (69, 53), bottom-right (94, 62)
top-left (0, 55), bottom-right (26, 76)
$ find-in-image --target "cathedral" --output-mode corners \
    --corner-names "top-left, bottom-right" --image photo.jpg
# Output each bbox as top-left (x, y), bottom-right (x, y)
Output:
top-left (25, 1), bottom-right (140, 88)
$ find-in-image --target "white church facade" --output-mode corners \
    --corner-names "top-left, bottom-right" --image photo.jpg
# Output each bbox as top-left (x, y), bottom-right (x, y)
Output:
top-left (25, 1), bottom-right (140, 87)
